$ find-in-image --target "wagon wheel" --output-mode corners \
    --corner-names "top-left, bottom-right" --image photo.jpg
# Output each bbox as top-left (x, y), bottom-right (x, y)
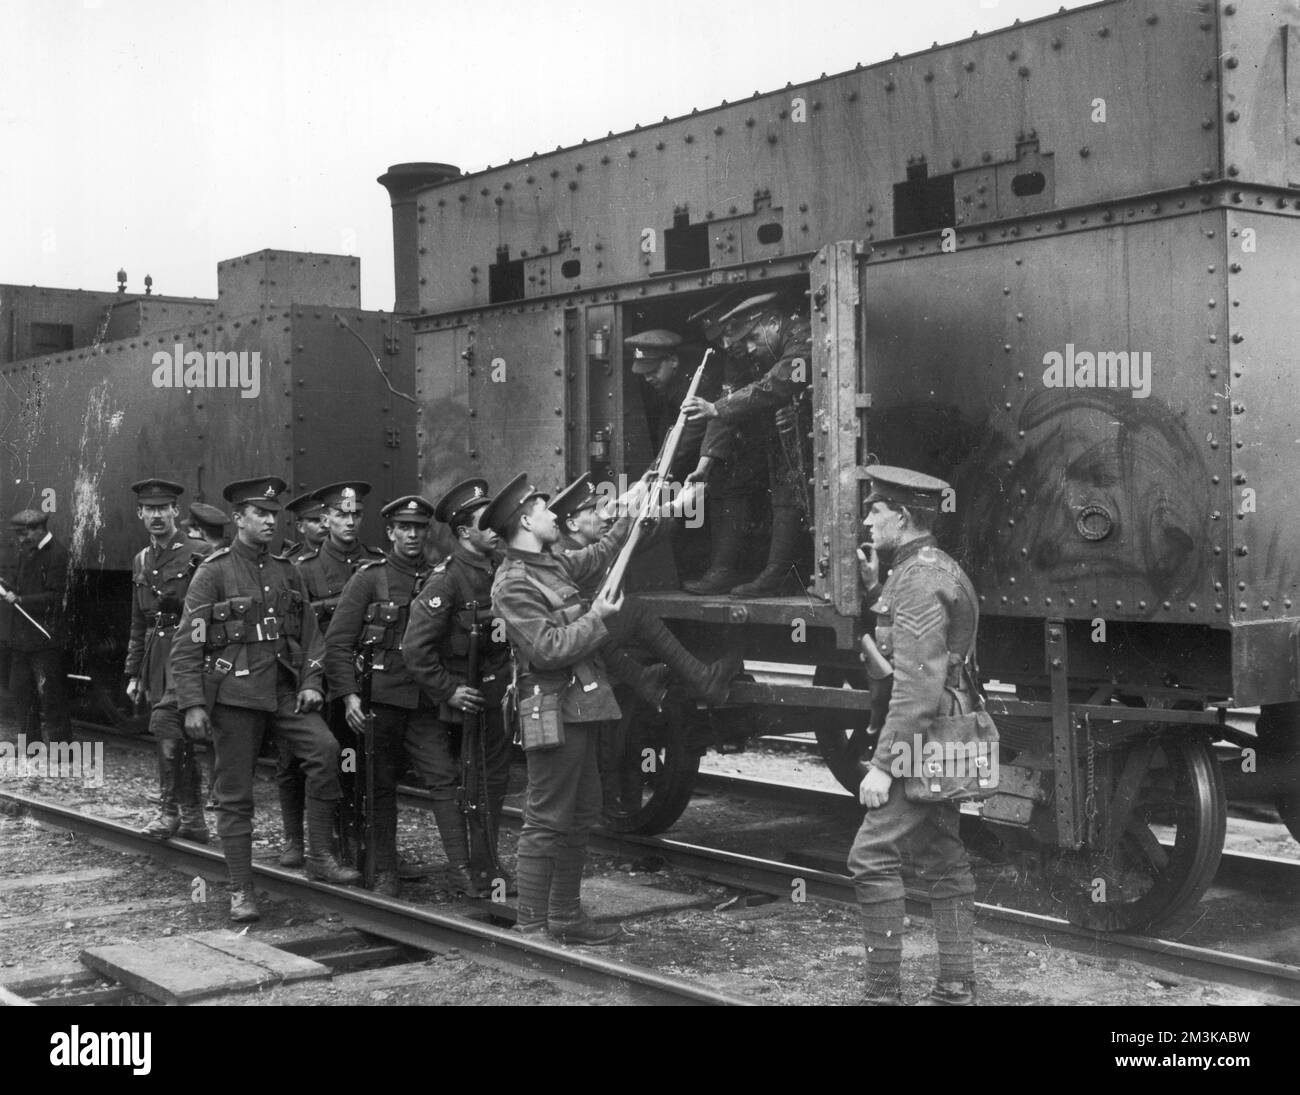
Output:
top-left (600, 692), bottom-right (700, 835)
top-left (1043, 731), bottom-right (1225, 932)
top-left (1254, 702), bottom-right (1300, 843)
top-left (810, 665), bottom-right (874, 794)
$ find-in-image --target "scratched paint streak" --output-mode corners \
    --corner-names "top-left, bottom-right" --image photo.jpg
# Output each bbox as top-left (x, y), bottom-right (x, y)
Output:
top-left (69, 380), bottom-right (122, 569)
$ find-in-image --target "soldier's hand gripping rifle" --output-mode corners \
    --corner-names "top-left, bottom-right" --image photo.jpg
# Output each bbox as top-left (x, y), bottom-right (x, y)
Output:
top-left (597, 348), bottom-right (713, 601)
top-left (353, 640), bottom-right (378, 889)
top-left (461, 601), bottom-right (503, 890)
top-left (0, 581), bottom-right (52, 641)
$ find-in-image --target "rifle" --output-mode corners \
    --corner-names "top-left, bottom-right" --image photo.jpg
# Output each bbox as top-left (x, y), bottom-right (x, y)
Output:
top-left (353, 641), bottom-right (378, 888)
top-left (596, 348), bottom-right (713, 602)
top-left (0, 581), bottom-right (52, 641)
top-left (460, 600), bottom-right (502, 892)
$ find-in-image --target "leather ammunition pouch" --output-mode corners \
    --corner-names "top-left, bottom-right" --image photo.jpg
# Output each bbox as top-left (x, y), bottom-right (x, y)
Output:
top-left (361, 600), bottom-right (406, 650)
top-left (204, 590), bottom-right (304, 649)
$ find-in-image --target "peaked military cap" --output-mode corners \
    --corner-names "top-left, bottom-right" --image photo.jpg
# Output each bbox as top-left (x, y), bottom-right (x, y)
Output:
top-left (548, 472), bottom-right (600, 523)
top-left (9, 508), bottom-right (47, 529)
top-left (383, 494), bottom-right (437, 525)
top-left (314, 481), bottom-right (371, 513)
top-left (222, 476), bottom-right (288, 511)
top-left (687, 290), bottom-right (748, 341)
top-left (285, 491), bottom-right (327, 520)
top-left (863, 465), bottom-right (950, 512)
top-left (131, 478), bottom-right (184, 505)
top-left (433, 478), bottom-right (492, 525)
top-left (717, 291), bottom-right (783, 348)
top-left (625, 329), bottom-right (682, 374)
top-left (188, 502), bottom-right (230, 529)
top-left (479, 472), bottom-right (549, 537)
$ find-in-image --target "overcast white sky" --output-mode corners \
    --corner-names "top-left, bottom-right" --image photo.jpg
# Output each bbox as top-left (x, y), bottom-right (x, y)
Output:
top-left (4, 0), bottom-right (1073, 310)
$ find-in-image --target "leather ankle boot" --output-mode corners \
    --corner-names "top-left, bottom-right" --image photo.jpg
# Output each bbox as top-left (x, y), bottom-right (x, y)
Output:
top-left (305, 798), bottom-right (362, 885)
top-left (606, 651), bottom-right (669, 711)
top-left (645, 620), bottom-right (743, 706)
top-left (730, 506), bottom-right (807, 597)
top-left (683, 495), bottom-right (752, 594)
top-left (222, 836), bottom-right (260, 922)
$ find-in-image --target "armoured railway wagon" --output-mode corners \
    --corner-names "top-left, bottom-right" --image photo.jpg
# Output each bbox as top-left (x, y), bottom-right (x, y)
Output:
top-left (381, 0), bottom-right (1300, 931)
top-left (0, 250), bottom-right (417, 713)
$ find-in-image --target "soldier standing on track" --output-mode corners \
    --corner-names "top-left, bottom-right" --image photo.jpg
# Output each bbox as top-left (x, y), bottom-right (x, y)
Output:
top-left (850, 466), bottom-right (979, 1006)
top-left (125, 479), bottom-right (209, 843)
top-left (324, 494), bottom-right (438, 898)
top-left (550, 472), bottom-right (739, 709)
top-left (487, 472), bottom-right (646, 944)
top-left (170, 476), bottom-right (360, 923)
top-left (402, 479), bottom-right (514, 897)
top-left (4, 510), bottom-right (72, 744)
top-left (683, 291), bottom-right (813, 597)
top-left (294, 481), bottom-right (382, 867)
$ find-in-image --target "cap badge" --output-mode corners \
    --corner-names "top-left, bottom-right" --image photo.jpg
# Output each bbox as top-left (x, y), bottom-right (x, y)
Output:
top-left (472, 485), bottom-right (484, 498)
top-left (263, 485), bottom-right (276, 498)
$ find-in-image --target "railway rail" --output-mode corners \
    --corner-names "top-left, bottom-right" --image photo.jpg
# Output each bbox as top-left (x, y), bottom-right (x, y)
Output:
top-left (0, 788), bottom-right (750, 1007)
top-left (9, 726), bottom-right (1298, 1003)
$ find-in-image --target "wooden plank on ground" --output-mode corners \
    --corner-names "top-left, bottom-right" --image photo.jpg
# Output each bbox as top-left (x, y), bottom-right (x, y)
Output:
top-left (80, 932), bottom-right (329, 1005)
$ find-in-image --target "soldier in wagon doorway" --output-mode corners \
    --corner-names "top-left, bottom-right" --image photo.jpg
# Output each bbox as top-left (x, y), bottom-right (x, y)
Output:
top-left (4, 509), bottom-right (73, 744)
top-left (125, 479), bottom-right (209, 843)
top-left (850, 466), bottom-right (979, 1006)
top-left (683, 291), bottom-right (811, 596)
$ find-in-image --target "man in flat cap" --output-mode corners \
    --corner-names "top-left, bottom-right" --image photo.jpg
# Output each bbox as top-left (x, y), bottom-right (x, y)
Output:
top-left (280, 491), bottom-right (329, 565)
top-left (4, 509), bottom-right (72, 743)
top-left (324, 494), bottom-right (444, 897)
top-left (676, 294), bottom-right (768, 595)
top-left (487, 471), bottom-right (650, 944)
top-left (684, 291), bottom-right (813, 596)
top-left (550, 472), bottom-right (739, 709)
top-left (402, 479), bottom-right (515, 896)
top-left (170, 476), bottom-right (360, 922)
top-left (294, 480), bottom-right (383, 867)
top-left (849, 465), bottom-right (980, 1006)
top-left (125, 479), bottom-right (208, 843)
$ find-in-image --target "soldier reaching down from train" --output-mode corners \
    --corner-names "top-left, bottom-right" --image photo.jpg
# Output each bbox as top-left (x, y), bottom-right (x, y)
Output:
top-left (170, 476), bottom-right (361, 924)
top-left (850, 466), bottom-right (980, 1006)
top-left (125, 479), bottom-right (208, 844)
top-left (683, 291), bottom-right (813, 598)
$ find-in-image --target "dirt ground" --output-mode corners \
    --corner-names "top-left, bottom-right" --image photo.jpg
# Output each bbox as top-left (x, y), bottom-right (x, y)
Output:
top-left (2, 722), bottom-right (1295, 1006)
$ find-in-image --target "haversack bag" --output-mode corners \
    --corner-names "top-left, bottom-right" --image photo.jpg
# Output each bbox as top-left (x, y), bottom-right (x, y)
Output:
top-left (517, 684), bottom-right (565, 752)
top-left (901, 661), bottom-right (1000, 804)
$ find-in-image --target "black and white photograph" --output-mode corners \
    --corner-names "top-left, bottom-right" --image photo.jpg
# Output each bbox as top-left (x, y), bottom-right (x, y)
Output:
top-left (0, 0), bottom-right (1295, 1039)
